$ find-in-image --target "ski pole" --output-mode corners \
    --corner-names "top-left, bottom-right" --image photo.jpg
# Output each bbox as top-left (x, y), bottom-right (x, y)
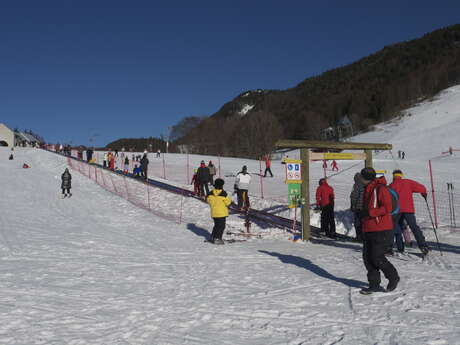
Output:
top-left (424, 198), bottom-right (442, 255)
top-left (447, 183), bottom-right (453, 227)
top-left (452, 184), bottom-right (457, 226)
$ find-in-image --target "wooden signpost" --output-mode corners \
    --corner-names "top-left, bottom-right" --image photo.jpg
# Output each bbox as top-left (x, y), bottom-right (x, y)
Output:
top-left (276, 140), bottom-right (392, 241)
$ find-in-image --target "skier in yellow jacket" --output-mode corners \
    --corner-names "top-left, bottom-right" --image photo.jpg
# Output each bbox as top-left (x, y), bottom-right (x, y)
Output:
top-left (207, 178), bottom-right (232, 244)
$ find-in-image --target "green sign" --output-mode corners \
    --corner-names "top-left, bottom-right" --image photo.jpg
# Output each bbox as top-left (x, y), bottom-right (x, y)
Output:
top-left (288, 183), bottom-right (301, 208)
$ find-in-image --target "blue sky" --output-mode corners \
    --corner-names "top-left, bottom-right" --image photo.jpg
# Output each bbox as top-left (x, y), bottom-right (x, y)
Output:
top-left (1, 0), bottom-right (459, 146)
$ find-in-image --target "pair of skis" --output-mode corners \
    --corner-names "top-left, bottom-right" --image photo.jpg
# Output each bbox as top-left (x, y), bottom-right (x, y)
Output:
top-left (447, 183), bottom-right (457, 227)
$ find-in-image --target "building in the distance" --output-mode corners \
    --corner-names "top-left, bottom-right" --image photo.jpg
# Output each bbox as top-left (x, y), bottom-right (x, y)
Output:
top-left (0, 123), bottom-right (16, 147)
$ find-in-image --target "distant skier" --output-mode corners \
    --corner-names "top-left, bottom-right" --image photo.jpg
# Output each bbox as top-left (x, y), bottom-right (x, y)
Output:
top-left (61, 168), bottom-right (72, 198)
top-left (401, 151), bottom-right (405, 160)
top-left (235, 165), bottom-right (251, 210)
top-left (350, 173), bottom-right (365, 242)
top-left (331, 160), bottom-right (339, 172)
top-left (390, 169), bottom-right (430, 256)
top-left (208, 161), bottom-right (217, 184)
top-left (140, 153), bottom-right (149, 180)
top-left (316, 178), bottom-right (336, 238)
top-left (263, 154), bottom-right (273, 177)
top-left (359, 167), bottom-right (399, 294)
top-left (103, 152), bottom-right (108, 168)
top-left (197, 160), bottom-right (211, 197)
top-left (449, 146), bottom-right (453, 155)
top-left (190, 169), bottom-right (201, 196)
top-left (133, 164), bottom-right (141, 178)
top-left (9, 153), bottom-right (13, 160)
top-left (156, 149), bottom-right (161, 158)
top-left (123, 156), bottom-right (129, 174)
top-left (207, 178), bottom-right (232, 244)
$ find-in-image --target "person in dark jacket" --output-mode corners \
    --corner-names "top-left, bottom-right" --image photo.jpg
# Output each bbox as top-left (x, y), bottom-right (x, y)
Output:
top-left (360, 167), bottom-right (399, 294)
top-left (197, 160), bottom-right (211, 197)
top-left (389, 169), bottom-right (429, 256)
top-left (61, 168), bottom-right (72, 198)
top-left (350, 172), bottom-right (365, 242)
top-left (316, 178), bottom-right (336, 238)
top-left (140, 154), bottom-right (149, 180)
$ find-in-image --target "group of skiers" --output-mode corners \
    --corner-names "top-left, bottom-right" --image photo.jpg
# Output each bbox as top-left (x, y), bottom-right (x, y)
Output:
top-left (317, 167), bottom-right (430, 294)
top-left (190, 160), bottom-right (217, 197)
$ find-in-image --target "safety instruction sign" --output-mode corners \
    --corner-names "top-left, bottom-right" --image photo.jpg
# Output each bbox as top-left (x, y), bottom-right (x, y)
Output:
top-left (285, 159), bottom-right (302, 184)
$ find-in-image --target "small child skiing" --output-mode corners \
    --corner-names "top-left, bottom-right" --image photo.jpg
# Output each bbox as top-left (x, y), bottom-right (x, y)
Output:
top-left (61, 168), bottom-right (72, 198)
top-left (123, 157), bottom-right (129, 174)
top-left (207, 178), bottom-right (232, 244)
top-left (331, 160), bottom-right (339, 172)
top-left (133, 164), bottom-right (141, 178)
top-left (190, 169), bottom-right (201, 196)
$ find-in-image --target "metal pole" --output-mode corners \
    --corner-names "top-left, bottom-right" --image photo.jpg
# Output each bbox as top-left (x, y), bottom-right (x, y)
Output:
top-left (365, 149), bottom-right (373, 168)
top-left (187, 153), bottom-right (190, 184)
top-left (259, 157), bottom-right (264, 199)
top-left (162, 153), bottom-right (166, 179)
top-left (428, 160), bottom-right (438, 228)
top-left (218, 155), bottom-right (221, 178)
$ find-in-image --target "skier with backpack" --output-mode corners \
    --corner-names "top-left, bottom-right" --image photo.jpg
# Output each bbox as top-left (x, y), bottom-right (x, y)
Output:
top-left (359, 167), bottom-right (400, 294)
top-left (389, 169), bottom-right (430, 256)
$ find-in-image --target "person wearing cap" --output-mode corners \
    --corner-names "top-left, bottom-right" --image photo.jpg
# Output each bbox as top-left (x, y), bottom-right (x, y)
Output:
top-left (190, 168), bottom-right (201, 196)
top-left (360, 167), bottom-right (400, 294)
top-left (207, 178), bottom-right (232, 244)
top-left (389, 169), bottom-right (429, 256)
top-left (316, 178), bottom-right (336, 238)
top-left (208, 161), bottom-right (217, 185)
top-left (235, 165), bottom-right (251, 210)
top-left (61, 168), bottom-right (72, 198)
top-left (197, 160), bottom-right (211, 198)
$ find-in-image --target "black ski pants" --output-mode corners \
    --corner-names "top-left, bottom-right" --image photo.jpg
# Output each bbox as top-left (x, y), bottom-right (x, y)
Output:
top-left (353, 211), bottom-right (363, 241)
top-left (264, 167), bottom-right (273, 177)
top-left (392, 213), bottom-right (405, 252)
top-left (62, 188), bottom-right (71, 194)
top-left (200, 182), bottom-right (209, 197)
top-left (398, 213), bottom-right (427, 249)
top-left (320, 205), bottom-right (336, 237)
top-left (141, 167), bottom-right (148, 180)
top-left (211, 217), bottom-right (226, 240)
top-left (363, 230), bottom-right (399, 288)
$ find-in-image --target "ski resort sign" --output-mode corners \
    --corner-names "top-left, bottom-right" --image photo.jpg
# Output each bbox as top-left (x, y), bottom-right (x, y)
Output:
top-left (284, 159), bottom-right (302, 184)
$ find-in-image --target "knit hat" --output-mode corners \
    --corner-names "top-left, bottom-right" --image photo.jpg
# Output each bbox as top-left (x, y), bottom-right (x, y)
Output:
top-left (214, 178), bottom-right (224, 189)
top-left (201, 160), bottom-right (205, 164)
top-left (392, 169), bottom-right (403, 177)
top-left (242, 165), bottom-right (247, 172)
top-left (360, 167), bottom-right (376, 181)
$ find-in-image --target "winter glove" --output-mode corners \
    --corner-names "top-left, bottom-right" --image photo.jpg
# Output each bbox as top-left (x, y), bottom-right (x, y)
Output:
top-left (422, 193), bottom-right (427, 200)
top-left (359, 209), bottom-right (369, 218)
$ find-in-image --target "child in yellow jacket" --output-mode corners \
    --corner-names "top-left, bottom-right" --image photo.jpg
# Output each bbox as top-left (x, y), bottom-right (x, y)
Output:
top-left (207, 178), bottom-right (232, 244)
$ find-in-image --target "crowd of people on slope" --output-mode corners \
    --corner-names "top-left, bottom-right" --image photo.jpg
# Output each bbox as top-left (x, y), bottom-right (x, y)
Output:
top-left (315, 166), bottom-right (430, 294)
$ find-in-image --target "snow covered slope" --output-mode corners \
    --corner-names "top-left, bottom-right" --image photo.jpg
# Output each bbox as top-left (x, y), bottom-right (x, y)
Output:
top-left (1, 146), bottom-right (460, 344)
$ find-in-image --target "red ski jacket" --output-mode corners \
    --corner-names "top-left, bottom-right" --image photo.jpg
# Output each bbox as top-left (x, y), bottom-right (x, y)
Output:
top-left (389, 176), bottom-right (426, 213)
top-left (316, 179), bottom-right (334, 207)
top-left (362, 177), bottom-right (393, 233)
top-left (265, 156), bottom-right (271, 168)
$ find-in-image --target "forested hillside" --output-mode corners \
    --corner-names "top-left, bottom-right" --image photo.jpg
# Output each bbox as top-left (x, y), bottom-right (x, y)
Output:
top-left (176, 24), bottom-right (460, 158)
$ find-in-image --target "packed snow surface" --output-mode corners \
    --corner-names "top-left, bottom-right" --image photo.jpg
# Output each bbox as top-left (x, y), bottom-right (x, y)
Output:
top-left (2, 85), bottom-right (460, 344)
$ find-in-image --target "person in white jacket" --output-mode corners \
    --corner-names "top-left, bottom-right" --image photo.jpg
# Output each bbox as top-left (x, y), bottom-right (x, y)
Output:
top-left (235, 165), bottom-right (251, 210)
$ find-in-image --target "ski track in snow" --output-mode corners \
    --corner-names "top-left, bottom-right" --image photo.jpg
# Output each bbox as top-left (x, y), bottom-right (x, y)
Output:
top-left (1, 86), bottom-right (460, 344)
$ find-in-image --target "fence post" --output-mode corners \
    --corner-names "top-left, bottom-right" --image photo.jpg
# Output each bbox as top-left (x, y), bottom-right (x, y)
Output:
top-left (428, 160), bottom-right (439, 228)
top-left (147, 183), bottom-right (151, 210)
top-left (187, 153), bottom-right (190, 184)
top-left (259, 157), bottom-right (264, 199)
top-left (124, 176), bottom-right (130, 201)
top-left (110, 174), bottom-right (119, 195)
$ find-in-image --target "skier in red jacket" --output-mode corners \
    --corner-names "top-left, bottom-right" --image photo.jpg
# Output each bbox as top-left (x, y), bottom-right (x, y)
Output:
top-left (315, 178), bottom-right (336, 238)
top-left (389, 169), bottom-right (429, 256)
top-left (359, 167), bottom-right (399, 294)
